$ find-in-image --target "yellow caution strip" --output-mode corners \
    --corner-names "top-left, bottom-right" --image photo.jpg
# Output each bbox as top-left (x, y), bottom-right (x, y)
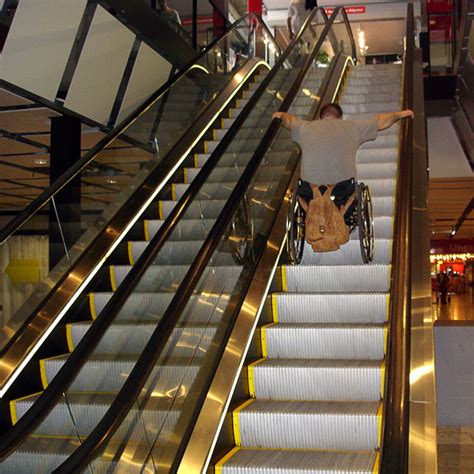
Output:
top-left (204, 141), bottom-right (208, 154)
top-left (39, 359), bottom-right (48, 389)
top-left (385, 294), bottom-right (390, 322)
top-left (171, 184), bottom-right (177, 201)
top-left (10, 392), bottom-right (43, 425)
top-left (260, 323), bottom-right (275, 357)
top-left (144, 220), bottom-right (150, 242)
top-left (271, 294), bottom-right (278, 323)
top-left (213, 129), bottom-right (216, 141)
top-left (377, 403), bottom-right (383, 447)
top-left (183, 168), bottom-right (188, 184)
top-left (373, 450), bottom-right (381, 474)
top-left (89, 293), bottom-right (97, 320)
top-left (66, 324), bottom-right (75, 352)
top-left (248, 358), bottom-right (266, 398)
top-left (194, 153), bottom-right (199, 168)
top-left (380, 360), bottom-right (386, 399)
top-left (215, 447), bottom-right (241, 474)
top-left (232, 399), bottom-right (255, 446)
top-left (383, 325), bottom-right (388, 354)
top-left (109, 266), bottom-right (117, 291)
top-left (281, 266), bottom-right (287, 292)
top-left (158, 201), bottom-right (163, 220)
top-left (128, 242), bottom-right (134, 265)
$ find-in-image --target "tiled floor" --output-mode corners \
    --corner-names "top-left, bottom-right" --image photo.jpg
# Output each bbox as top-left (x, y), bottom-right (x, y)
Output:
top-left (438, 426), bottom-right (474, 473)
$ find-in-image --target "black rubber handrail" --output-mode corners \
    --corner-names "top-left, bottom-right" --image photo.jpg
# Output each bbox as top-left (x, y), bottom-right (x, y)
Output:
top-left (380, 3), bottom-right (414, 473)
top-left (0, 12), bottom-right (279, 246)
top-left (340, 7), bottom-right (357, 64)
top-left (53, 8), bottom-right (347, 473)
top-left (0, 8), bottom-right (310, 463)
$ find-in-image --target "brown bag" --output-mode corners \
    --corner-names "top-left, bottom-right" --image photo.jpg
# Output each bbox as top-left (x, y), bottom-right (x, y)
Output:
top-left (299, 184), bottom-right (354, 252)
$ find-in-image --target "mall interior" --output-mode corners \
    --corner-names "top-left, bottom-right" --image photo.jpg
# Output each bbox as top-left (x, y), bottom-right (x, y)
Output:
top-left (0, 0), bottom-right (472, 472)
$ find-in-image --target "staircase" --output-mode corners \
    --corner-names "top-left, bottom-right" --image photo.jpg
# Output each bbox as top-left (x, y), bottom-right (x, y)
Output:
top-left (215, 63), bottom-right (402, 473)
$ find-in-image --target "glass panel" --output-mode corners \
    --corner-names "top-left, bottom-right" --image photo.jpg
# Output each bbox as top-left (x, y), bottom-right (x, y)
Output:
top-left (73, 10), bottom-right (341, 472)
top-left (0, 14), bottom-right (280, 353)
top-left (429, 14), bottom-right (454, 73)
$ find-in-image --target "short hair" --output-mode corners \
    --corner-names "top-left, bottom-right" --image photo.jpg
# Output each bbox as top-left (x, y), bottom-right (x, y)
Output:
top-left (319, 103), bottom-right (343, 119)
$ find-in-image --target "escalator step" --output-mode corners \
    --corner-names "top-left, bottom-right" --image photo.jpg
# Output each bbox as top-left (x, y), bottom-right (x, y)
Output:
top-left (281, 264), bottom-right (391, 293)
top-left (271, 292), bottom-right (388, 324)
top-left (262, 323), bottom-right (386, 360)
top-left (216, 447), bottom-right (377, 474)
top-left (233, 399), bottom-right (381, 451)
top-left (250, 358), bottom-right (383, 401)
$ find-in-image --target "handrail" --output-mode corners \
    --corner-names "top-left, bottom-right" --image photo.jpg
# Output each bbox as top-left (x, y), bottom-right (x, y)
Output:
top-left (379, 3), bottom-right (413, 473)
top-left (340, 7), bottom-right (357, 64)
top-left (0, 12), bottom-right (280, 246)
top-left (0, 8), bottom-right (304, 463)
top-left (53, 8), bottom-right (347, 473)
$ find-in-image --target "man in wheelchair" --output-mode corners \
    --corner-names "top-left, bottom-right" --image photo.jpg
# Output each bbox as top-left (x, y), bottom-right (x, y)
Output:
top-left (273, 103), bottom-right (414, 257)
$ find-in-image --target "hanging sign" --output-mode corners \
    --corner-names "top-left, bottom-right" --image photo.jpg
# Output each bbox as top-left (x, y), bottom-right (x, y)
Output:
top-left (325, 6), bottom-right (366, 15)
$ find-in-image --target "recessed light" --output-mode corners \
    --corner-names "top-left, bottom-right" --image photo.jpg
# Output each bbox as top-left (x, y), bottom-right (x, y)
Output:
top-left (106, 179), bottom-right (117, 184)
top-left (33, 159), bottom-right (47, 165)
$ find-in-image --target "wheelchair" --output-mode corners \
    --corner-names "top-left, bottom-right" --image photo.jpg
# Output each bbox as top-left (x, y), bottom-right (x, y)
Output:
top-left (286, 181), bottom-right (375, 264)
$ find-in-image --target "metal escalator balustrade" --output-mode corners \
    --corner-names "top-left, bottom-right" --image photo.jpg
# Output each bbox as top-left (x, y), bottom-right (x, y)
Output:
top-left (0, 9), bottom-right (329, 473)
top-left (0, 62), bottom-right (273, 471)
top-left (0, 12), bottom-right (279, 398)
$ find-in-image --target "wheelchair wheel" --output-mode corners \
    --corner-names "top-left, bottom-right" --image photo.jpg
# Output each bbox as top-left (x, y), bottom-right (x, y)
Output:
top-left (287, 188), bottom-right (306, 265)
top-left (357, 183), bottom-right (375, 264)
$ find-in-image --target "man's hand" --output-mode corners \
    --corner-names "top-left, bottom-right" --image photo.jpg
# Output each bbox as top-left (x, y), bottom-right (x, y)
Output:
top-left (272, 112), bottom-right (295, 129)
top-left (376, 109), bottom-right (414, 130)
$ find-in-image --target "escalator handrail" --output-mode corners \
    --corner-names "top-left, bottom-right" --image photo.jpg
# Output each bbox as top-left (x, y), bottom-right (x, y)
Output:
top-left (380, 3), bottom-right (414, 473)
top-left (0, 8), bottom-right (312, 463)
top-left (53, 8), bottom-right (354, 473)
top-left (340, 7), bottom-right (358, 63)
top-left (0, 12), bottom-right (280, 246)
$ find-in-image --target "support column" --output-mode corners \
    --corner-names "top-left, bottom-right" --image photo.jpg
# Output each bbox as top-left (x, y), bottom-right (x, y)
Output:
top-left (49, 116), bottom-right (81, 270)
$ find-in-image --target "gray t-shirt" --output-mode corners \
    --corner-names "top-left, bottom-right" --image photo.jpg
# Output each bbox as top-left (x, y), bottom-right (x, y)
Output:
top-left (291, 117), bottom-right (378, 184)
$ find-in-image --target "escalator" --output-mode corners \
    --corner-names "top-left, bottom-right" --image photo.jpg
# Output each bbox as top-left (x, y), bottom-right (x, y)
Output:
top-left (215, 61), bottom-right (401, 473)
top-left (0, 9), bottom-right (335, 473)
top-left (0, 5), bottom-right (419, 473)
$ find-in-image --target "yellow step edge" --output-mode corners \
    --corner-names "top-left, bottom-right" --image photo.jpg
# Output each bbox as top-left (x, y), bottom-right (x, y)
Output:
top-left (220, 118), bottom-right (224, 129)
top-left (109, 265), bottom-right (117, 291)
top-left (248, 358), bottom-right (266, 398)
top-left (183, 168), bottom-right (188, 184)
top-left (89, 293), bottom-right (97, 320)
top-left (194, 153), bottom-right (199, 168)
top-left (144, 220), bottom-right (150, 242)
top-left (281, 266), bottom-right (287, 292)
top-left (212, 129), bottom-right (216, 141)
top-left (271, 293), bottom-right (278, 323)
top-left (128, 242), bottom-right (134, 265)
top-left (66, 324), bottom-right (75, 352)
top-left (158, 201), bottom-right (164, 220)
top-left (377, 403), bottom-right (384, 447)
top-left (385, 294), bottom-right (390, 322)
top-left (171, 184), bottom-right (177, 201)
top-left (204, 141), bottom-right (208, 154)
top-left (380, 360), bottom-right (386, 399)
top-left (383, 325), bottom-right (388, 354)
top-left (215, 447), bottom-right (241, 474)
top-left (260, 323), bottom-right (276, 358)
top-left (373, 450), bottom-right (381, 474)
top-left (39, 359), bottom-right (48, 389)
top-left (10, 391), bottom-right (43, 425)
top-left (232, 399), bottom-right (255, 446)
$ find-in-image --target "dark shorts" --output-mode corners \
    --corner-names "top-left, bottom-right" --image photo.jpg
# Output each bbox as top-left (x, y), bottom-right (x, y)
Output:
top-left (297, 177), bottom-right (357, 227)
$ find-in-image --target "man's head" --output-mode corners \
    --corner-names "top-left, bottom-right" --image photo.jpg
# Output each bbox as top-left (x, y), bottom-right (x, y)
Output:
top-left (158, 0), bottom-right (167, 9)
top-left (319, 103), bottom-right (343, 120)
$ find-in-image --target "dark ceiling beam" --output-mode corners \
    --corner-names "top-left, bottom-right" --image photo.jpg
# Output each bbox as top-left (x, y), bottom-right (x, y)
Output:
top-left (0, 128), bottom-right (50, 151)
top-left (450, 197), bottom-right (474, 238)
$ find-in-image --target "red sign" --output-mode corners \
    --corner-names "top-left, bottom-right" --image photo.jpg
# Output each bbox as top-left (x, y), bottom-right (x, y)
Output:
top-left (182, 16), bottom-right (214, 26)
top-left (325, 6), bottom-right (366, 16)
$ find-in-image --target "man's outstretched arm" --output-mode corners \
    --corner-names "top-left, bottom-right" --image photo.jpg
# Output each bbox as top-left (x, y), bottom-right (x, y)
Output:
top-left (273, 111), bottom-right (297, 129)
top-left (376, 109), bottom-right (414, 130)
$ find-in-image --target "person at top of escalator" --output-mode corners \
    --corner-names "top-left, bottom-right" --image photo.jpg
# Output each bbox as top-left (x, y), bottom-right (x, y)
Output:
top-left (272, 103), bottom-right (414, 222)
top-left (156, 0), bottom-right (182, 26)
top-left (287, 0), bottom-right (317, 40)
